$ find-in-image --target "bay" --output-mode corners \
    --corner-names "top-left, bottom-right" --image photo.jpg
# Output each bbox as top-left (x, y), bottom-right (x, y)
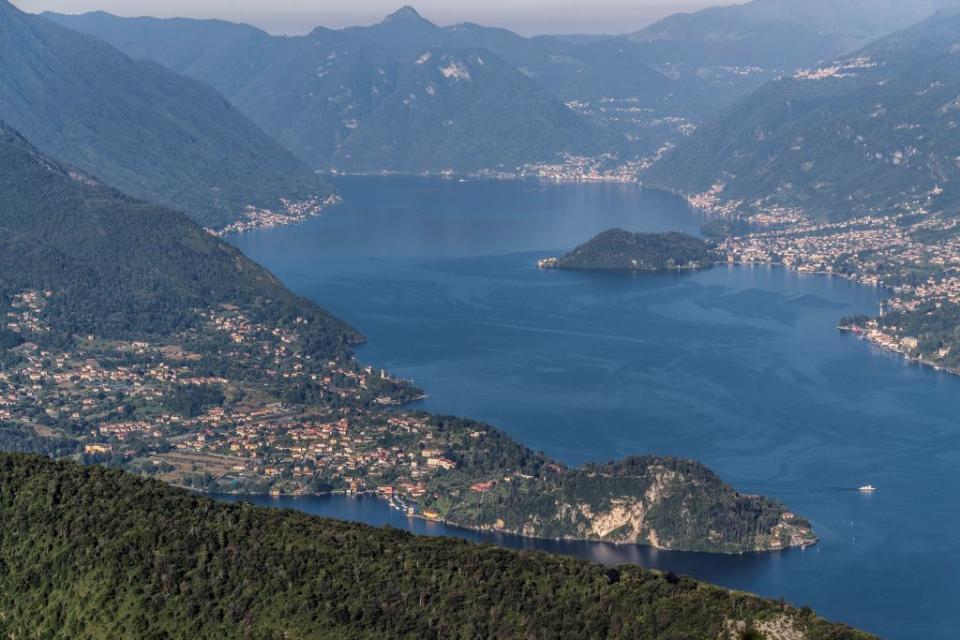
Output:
top-left (229, 176), bottom-right (960, 639)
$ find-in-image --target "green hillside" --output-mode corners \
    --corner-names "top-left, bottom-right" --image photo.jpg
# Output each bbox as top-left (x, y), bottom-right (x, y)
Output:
top-left (0, 453), bottom-right (874, 640)
top-left (0, 121), bottom-right (358, 350)
top-left (547, 229), bottom-right (717, 271)
top-left (0, 1), bottom-right (330, 229)
top-left (646, 9), bottom-right (960, 221)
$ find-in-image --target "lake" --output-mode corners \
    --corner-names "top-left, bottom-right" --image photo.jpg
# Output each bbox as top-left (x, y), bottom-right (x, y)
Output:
top-left (230, 176), bottom-right (960, 639)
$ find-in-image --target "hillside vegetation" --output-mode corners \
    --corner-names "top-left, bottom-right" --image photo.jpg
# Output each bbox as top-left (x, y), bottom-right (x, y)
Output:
top-left (0, 121), bottom-right (358, 351)
top-left (0, 453), bottom-right (874, 640)
top-left (548, 229), bottom-right (717, 271)
top-left (0, 0), bottom-right (329, 229)
top-left (646, 9), bottom-right (960, 221)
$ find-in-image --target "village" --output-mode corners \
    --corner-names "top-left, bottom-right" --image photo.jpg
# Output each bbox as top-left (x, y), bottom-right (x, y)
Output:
top-left (214, 193), bottom-right (342, 236)
top-left (0, 292), bottom-right (508, 518)
top-left (709, 189), bottom-right (960, 372)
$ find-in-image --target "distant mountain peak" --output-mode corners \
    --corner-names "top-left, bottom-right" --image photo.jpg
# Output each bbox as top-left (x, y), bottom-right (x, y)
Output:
top-left (383, 6), bottom-right (425, 24)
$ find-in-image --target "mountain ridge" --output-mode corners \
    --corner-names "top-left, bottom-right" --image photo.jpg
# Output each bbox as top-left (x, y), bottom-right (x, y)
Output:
top-left (644, 9), bottom-right (960, 221)
top-left (0, 2), bottom-right (330, 229)
top-left (44, 6), bottom-right (608, 172)
top-left (44, 2), bottom-right (956, 176)
top-left (0, 119), bottom-right (358, 347)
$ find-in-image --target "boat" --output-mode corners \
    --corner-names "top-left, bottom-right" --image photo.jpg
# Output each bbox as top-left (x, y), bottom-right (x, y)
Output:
top-left (858, 484), bottom-right (876, 492)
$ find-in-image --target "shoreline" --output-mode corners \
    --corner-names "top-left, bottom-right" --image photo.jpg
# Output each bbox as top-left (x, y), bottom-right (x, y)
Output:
top-left (322, 168), bottom-right (647, 186)
top-left (726, 258), bottom-right (960, 378)
top-left (218, 173), bottom-right (684, 238)
top-left (208, 179), bottom-right (938, 557)
top-left (838, 325), bottom-right (960, 376)
top-left (199, 487), bottom-right (811, 556)
top-left (213, 193), bottom-right (343, 236)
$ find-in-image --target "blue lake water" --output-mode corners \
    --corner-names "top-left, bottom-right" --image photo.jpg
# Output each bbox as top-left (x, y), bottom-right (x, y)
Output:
top-left (230, 176), bottom-right (960, 639)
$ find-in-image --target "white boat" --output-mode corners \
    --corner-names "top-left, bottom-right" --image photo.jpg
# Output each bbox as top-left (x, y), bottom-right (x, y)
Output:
top-left (858, 484), bottom-right (876, 492)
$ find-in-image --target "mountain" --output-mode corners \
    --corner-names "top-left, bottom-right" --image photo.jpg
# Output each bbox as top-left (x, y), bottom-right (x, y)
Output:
top-left (44, 7), bottom-right (609, 173)
top-left (645, 9), bottom-right (960, 221)
top-left (45, 2), bottom-right (956, 175)
top-left (0, 453), bottom-right (874, 639)
top-left (0, 120), bottom-right (358, 350)
top-left (0, 1), bottom-right (329, 229)
top-left (630, 0), bottom-right (952, 66)
top-left (44, 6), bottom-right (773, 162)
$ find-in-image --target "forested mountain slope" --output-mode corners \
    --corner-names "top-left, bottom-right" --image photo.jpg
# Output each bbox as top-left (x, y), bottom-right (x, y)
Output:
top-left (0, 453), bottom-right (874, 640)
top-left (630, 0), bottom-right (951, 66)
top-left (646, 9), bottom-right (960, 221)
top-left (46, 1), bottom-right (952, 172)
top-left (45, 7), bottom-right (609, 172)
top-left (0, 0), bottom-right (330, 229)
top-left (0, 121), bottom-right (357, 349)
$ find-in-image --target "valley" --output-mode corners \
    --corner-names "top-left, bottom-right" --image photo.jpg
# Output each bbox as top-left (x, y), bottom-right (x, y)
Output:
top-left (3, 0), bottom-right (960, 636)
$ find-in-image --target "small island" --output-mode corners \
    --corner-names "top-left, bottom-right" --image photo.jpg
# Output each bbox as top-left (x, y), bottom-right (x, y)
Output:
top-left (540, 229), bottom-right (719, 271)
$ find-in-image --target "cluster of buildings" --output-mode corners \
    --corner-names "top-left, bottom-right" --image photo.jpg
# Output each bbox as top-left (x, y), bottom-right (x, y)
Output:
top-left (166, 406), bottom-right (469, 498)
top-left (0, 291), bottom-right (490, 510)
top-left (214, 194), bottom-right (342, 236)
top-left (5, 290), bottom-right (51, 334)
top-left (793, 56), bottom-right (877, 81)
top-left (565, 96), bottom-right (697, 139)
top-left (715, 202), bottom-right (960, 371)
top-left (687, 182), bottom-right (744, 218)
top-left (718, 209), bottom-right (960, 288)
top-left (471, 147), bottom-right (674, 184)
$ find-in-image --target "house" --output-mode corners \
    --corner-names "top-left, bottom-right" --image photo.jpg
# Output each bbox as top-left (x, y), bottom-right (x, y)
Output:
top-left (84, 443), bottom-right (112, 455)
top-left (426, 456), bottom-right (456, 470)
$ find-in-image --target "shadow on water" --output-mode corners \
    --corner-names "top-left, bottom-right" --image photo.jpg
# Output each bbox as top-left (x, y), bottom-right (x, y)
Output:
top-left (215, 492), bottom-right (795, 585)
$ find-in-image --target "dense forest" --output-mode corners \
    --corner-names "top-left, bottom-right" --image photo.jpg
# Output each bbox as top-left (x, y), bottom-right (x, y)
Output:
top-left (0, 122), bottom-right (358, 354)
top-left (421, 416), bottom-right (814, 553)
top-left (0, 454), bottom-right (873, 639)
top-left (551, 229), bottom-right (718, 271)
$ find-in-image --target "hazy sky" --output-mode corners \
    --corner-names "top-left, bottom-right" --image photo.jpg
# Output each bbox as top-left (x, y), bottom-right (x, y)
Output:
top-left (12, 0), bottom-right (715, 35)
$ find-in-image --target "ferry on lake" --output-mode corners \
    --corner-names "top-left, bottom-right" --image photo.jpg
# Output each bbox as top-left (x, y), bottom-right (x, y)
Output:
top-left (858, 484), bottom-right (876, 493)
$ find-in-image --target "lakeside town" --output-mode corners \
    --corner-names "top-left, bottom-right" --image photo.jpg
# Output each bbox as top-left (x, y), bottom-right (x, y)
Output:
top-left (693, 182), bottom-right (960, 374)
top-left (213, 193), bottom-right (343, 236)
top-left (211, 165), bottom-right (960, 379)
top-left (0, 289), bottom-right (526, 524)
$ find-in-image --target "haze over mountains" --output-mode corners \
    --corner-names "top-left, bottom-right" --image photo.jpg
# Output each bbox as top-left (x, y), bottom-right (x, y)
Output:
top-left (45, 0), bottom-right (951, 175)
top-left (629, 0), bottom-right (954, 61)
top-left (648, 8), bottom-right (960, 221)
top-left (45, 7), bottom-right (608, 172)
top-left (0, 0), bottom-right (329, 229)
